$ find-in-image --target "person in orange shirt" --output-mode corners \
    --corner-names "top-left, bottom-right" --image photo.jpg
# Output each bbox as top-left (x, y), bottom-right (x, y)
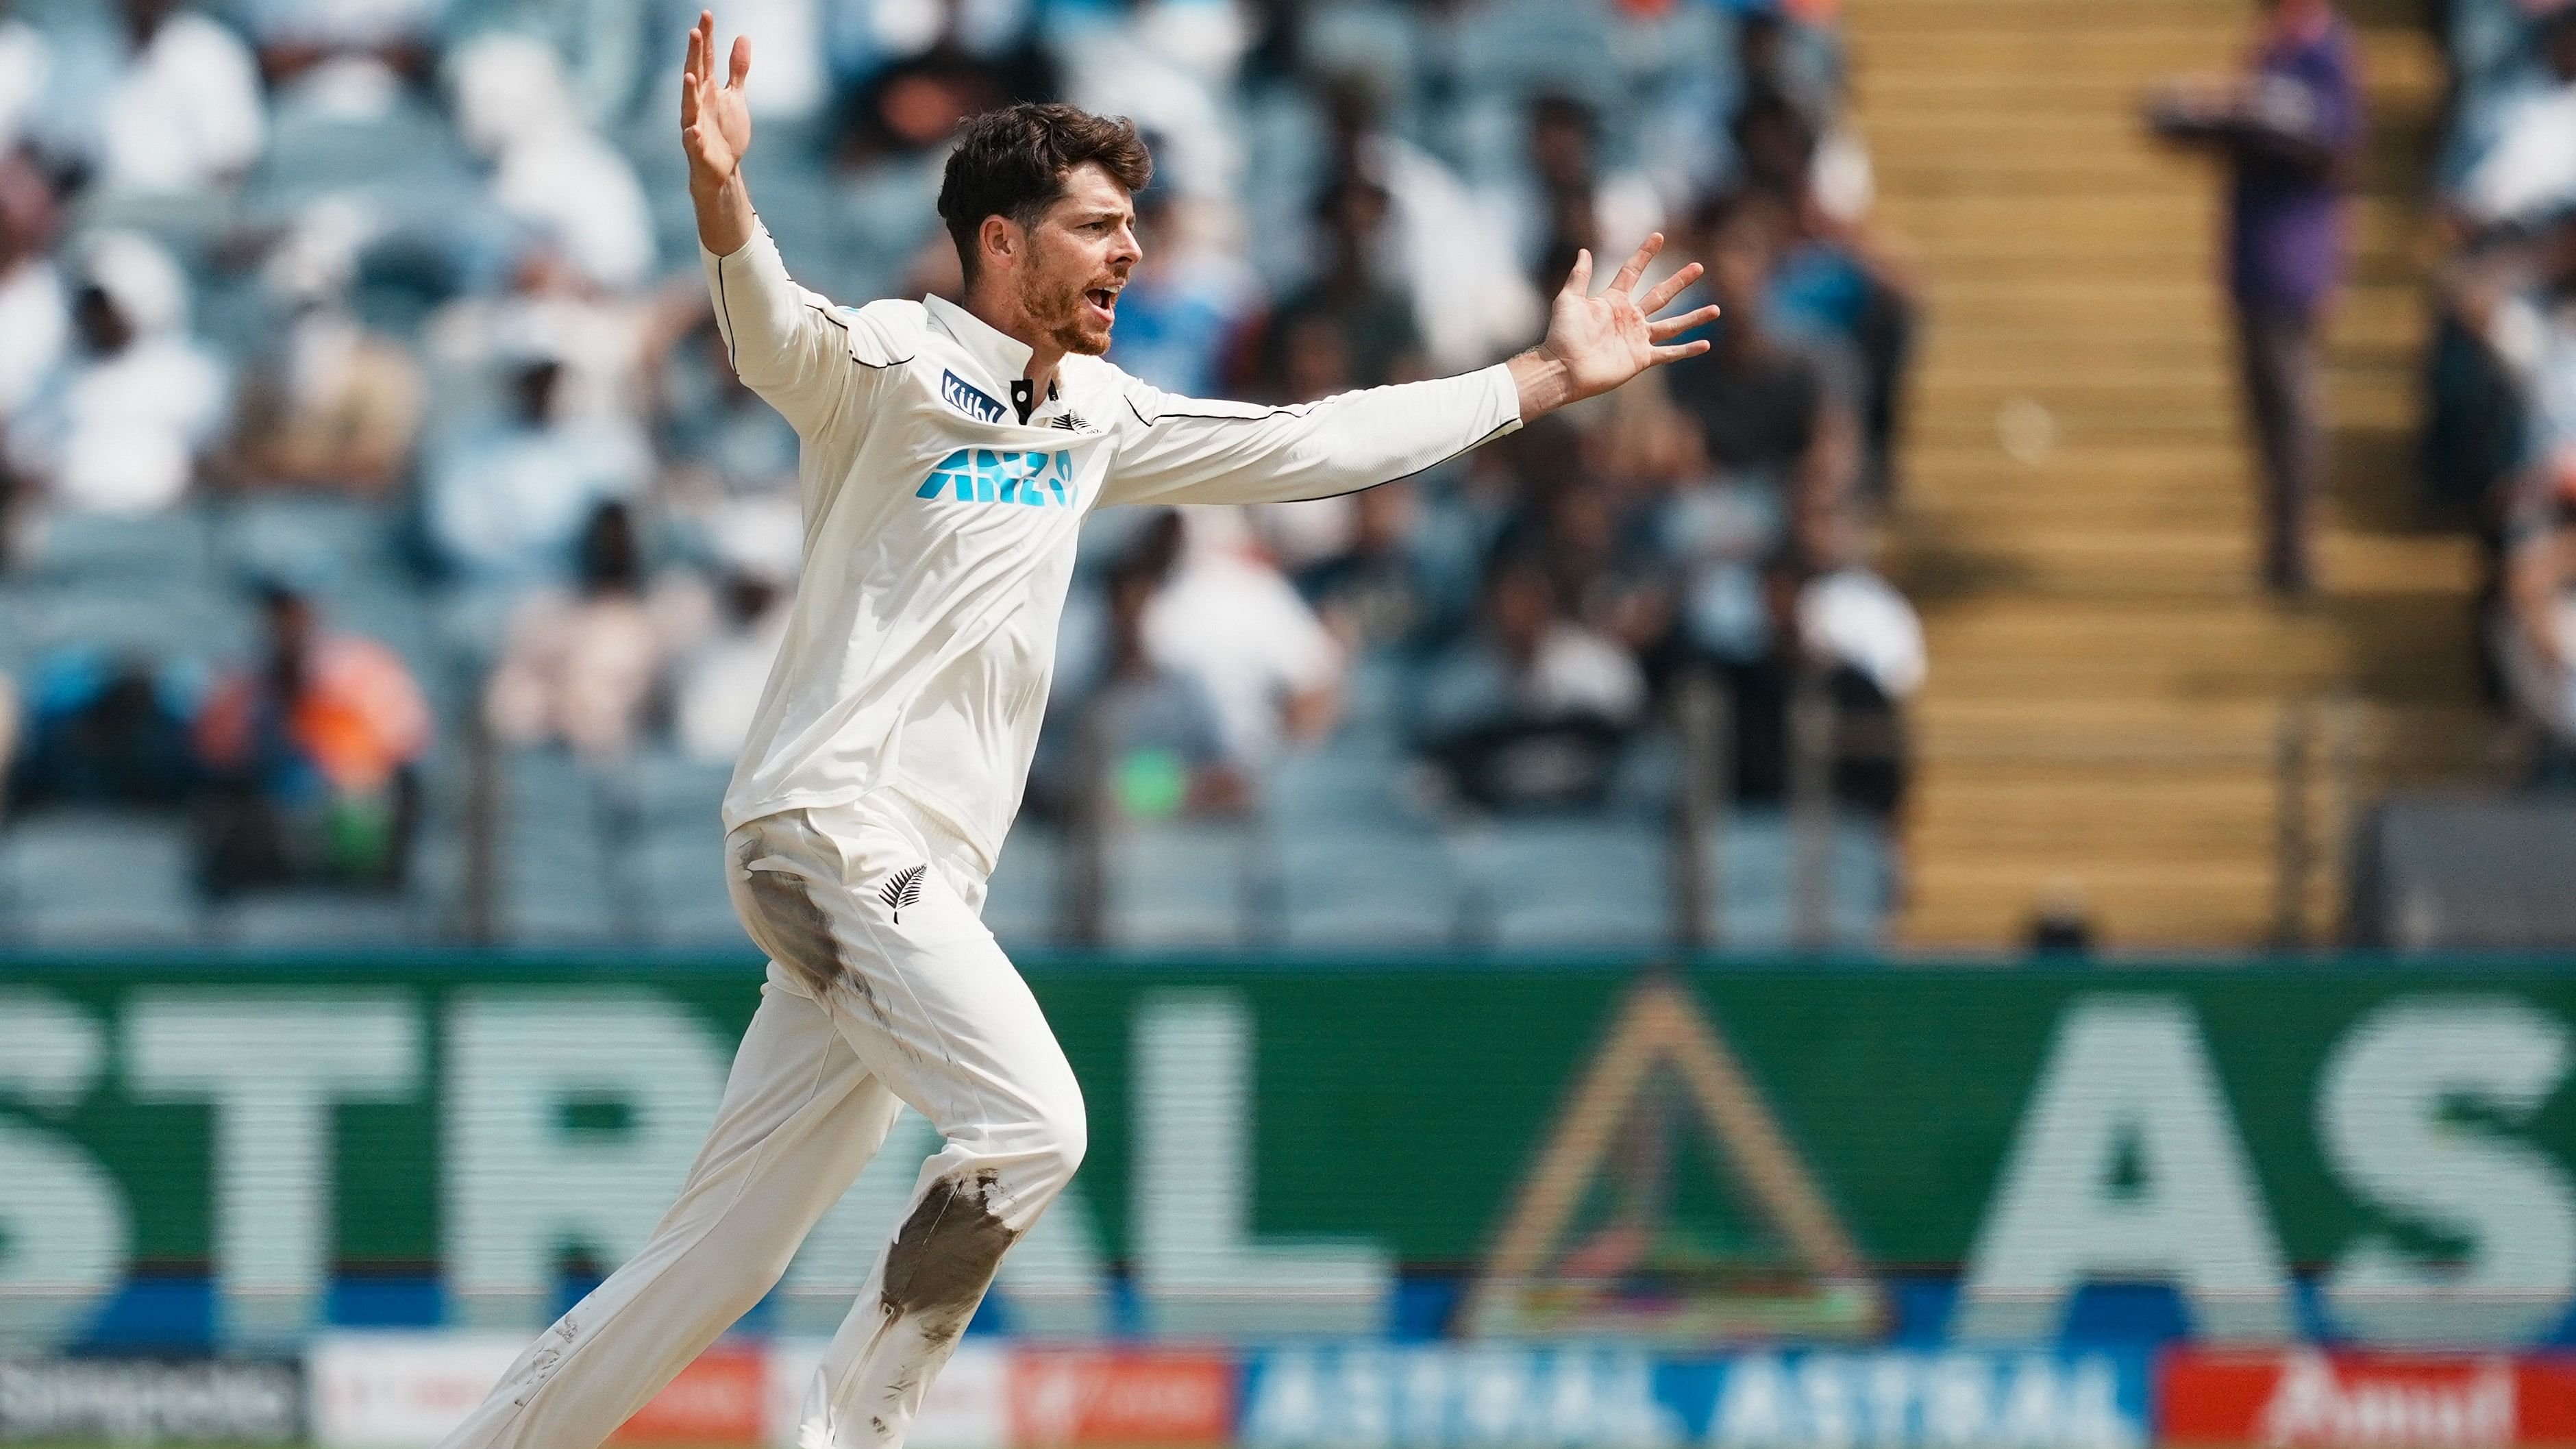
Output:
top-left (193, 575), bottom-right (431, 893)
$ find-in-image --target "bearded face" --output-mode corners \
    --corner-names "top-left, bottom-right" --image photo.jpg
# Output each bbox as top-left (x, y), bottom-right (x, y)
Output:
top-left (1003, 162), bottom-right (1139, 358)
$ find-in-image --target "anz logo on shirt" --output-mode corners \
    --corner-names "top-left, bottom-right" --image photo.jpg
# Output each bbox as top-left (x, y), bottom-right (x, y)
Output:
top-left (915, 448), bottom-right (1077, 507)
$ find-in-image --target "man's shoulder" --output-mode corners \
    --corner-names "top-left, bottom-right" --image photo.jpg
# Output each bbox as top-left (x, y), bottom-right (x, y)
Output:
top-left (821, 297), bottom-right (930, 370)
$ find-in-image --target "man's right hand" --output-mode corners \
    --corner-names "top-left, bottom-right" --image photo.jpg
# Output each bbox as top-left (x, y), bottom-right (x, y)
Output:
top-left (681, 10), bottom-right (756, 256)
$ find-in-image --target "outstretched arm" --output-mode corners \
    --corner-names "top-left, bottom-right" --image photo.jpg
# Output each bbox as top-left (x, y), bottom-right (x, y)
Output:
top-left (1101, 235), bottom-right (1714, 509)
top-left (682, 11), bottom-right (756, 257)
top-left (684, 11), bottom-right (887, 437)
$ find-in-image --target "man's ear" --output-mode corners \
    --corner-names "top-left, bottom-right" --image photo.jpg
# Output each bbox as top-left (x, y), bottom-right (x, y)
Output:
top-left (978, 214), bottom-right (1019, 273)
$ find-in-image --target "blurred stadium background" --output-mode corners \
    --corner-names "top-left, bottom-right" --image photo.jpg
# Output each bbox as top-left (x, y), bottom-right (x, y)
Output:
top-left (5, 0), bottom-right (2576, 1444)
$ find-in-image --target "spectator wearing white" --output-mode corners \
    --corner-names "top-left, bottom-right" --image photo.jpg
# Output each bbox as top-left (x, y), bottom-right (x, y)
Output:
top-left (0, 153), bottom-right (64, 418)
top-left (2446, 206), bottom-right (2576, 493)
top-left (673, 512), bottom-right (800, 765)
top-left (426, 238), bottom-right (652, 427)
top-left (221, 198), bottom-right (424, 496)
top-left (1047, 0), bottom-right (1248, 203)
top-left (1416, 547), bottom-right (1647, 811)
top-left (0, 0), bottom-right (47, 158)
top-left (2445, 5), bottom-right (2576, 230)
top-left (448, 31), bottom-right (656, 291)
top-left (1365, 128), bottom-right (1544, 373)
top-left (86, 0), bottom-right (267, 197)
top-left (485, 499), bottom-right (710, 761)
top-left (422, 344), bottom-right (649, 584)
top-left (7, 229), bottom-right (227, 515)
top-left (1141, 508), bottom-right (1345, 769)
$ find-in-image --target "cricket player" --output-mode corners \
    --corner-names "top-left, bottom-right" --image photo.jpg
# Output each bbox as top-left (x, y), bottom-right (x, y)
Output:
top-left (436, 13), bottom-right (1717, 1449)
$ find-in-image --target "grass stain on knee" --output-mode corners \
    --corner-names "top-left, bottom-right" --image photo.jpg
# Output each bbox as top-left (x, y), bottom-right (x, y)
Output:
top-left (880, 1169), bottom-right (1017, 1343)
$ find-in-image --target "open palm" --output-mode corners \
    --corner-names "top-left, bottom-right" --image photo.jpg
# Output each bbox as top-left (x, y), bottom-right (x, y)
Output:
top-left (1541, 234), bottom-right (1718, 404)
top-left (680, 11), bottom-right (752, 193)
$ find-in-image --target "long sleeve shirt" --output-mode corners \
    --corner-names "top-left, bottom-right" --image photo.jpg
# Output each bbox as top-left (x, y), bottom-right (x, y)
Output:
top-left (703, 223), bottom-right (1524, 867)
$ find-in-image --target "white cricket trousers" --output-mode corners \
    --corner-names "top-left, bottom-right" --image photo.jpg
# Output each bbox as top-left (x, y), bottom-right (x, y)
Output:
top-left (436, 793), bottom-right (1086, 1449)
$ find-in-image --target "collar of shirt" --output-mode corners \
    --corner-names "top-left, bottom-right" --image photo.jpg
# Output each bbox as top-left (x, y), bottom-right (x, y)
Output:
top-left (921, 293), bottom-right (1072, 423)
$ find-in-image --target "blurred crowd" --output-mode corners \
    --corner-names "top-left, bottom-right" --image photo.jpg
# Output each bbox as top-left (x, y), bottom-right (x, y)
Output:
top-left (2427, 0), bottom-right (2576, 782)
top-left (0, 0), bottom-right (1922, 924)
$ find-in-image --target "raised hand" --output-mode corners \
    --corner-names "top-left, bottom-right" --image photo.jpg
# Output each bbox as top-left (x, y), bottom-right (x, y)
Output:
top-left (680, 10), bottom-right (752, 195)
top-left (1511, 234), bottom-right (1720, 417)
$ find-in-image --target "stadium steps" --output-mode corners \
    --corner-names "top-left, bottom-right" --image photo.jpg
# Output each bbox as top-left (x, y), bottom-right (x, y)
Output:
top-left (1846, 0), bottom-right (2492, 947)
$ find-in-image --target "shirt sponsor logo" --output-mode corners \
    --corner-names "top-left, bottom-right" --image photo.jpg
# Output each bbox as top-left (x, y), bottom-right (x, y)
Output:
top-left (916, 448), bottom-right (1076, 507)
top-left (941, 370), bottom-right (1007, 424)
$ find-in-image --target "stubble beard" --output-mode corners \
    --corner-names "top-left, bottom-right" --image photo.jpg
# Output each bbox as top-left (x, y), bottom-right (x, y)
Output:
top-left (1020, 269), bottom-right (1113, 357)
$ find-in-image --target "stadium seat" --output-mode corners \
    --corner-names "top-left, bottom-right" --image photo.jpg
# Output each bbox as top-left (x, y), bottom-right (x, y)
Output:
top-left (1274, 820), bottom-right (1461, 948)
top-left (1700, 811), bottom-right (1896, 950)
top-left (1101, 818), bottom-right (1255, 948)
top-left (0, 810), bottom-right (202, 944)
top-left (23, 508), bottom-right (220, 589)
top-left (208, 890), bottom-right (421, 946)
top-left (496, 751), bottom-right (618, 941)
top-left (636, 824), bottom-right (747, 945)
top-left (1446, 817), bottom-right (1672, 950)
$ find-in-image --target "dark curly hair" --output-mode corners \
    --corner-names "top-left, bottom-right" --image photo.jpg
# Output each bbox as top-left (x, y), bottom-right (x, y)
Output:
top-left (937, 103), bottom-right (1152, 283)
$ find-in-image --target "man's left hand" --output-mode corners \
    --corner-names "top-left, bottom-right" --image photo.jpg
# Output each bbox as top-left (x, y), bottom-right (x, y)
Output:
top-left (1509, 233), bottom-right (1719, 419)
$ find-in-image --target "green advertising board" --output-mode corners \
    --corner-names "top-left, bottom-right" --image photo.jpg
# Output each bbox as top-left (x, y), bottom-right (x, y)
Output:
top-left (1, 955), bottom-right (2573, 1350)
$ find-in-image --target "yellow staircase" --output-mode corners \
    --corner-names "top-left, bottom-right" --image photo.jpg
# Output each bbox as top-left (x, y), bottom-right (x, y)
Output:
top-left (1845, 0), bottom-right (2486, 948)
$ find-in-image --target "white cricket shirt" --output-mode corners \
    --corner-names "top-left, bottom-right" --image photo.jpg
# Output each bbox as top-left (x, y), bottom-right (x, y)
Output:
top-left (704, 222), bottom-right (1524, 869)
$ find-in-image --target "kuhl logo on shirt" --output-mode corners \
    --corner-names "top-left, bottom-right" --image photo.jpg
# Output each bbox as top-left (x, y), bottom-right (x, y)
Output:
top-left (940, 370), bottom-right (1007, 424)
top-left (915, 447), bottom-right (1076, 506)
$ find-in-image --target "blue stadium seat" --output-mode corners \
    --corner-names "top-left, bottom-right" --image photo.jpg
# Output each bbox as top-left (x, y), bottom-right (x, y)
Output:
top-left (0, 810), bottom-right (202, 944)
top-left (208, 889), bottom-right (421, 946)
top-left (1447, 817), bottom-right (1671, 950)
top-left (1275, 821), bottom-right (1461, 949)
top-left (24, 508), bottom-right (220, 589)
top-left (1102, 818), bottom-right (1254, 947)
top-left (497, 750), bottom-right (617, 940)
top-left (636, 824), bottom-right (746, 945)
top-left (1702, 811), bottom-right (1896, 950)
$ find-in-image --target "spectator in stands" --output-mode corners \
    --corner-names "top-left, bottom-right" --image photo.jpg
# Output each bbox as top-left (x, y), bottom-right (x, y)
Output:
top-left (220, 200), bottom-right (425, 497)
top-left (827, 40), bottom-right (1021, 302)
top-left (243, 0), bottom-right (441, 94)
top-left (1106, 185), bottom-right (1260, 399)
top-left (448, 32), bottom-right (655, 293)
top-left (673, 546), bottom-right (793, 766)
top-left (2445, 205), bottom-right (2576, 501)
top-left (0, 1), bottom-right (45, 160)
top-left (1143, 508), bottom-right (1344, 770)
top-left (6, 229), bottom-right (227, 517)
top-left (5, 647), bottom-right (197, 813)
top-left (2442, 3), bottom-right (2576, 232)
top-left (2495, 456), bottom-right (2576, 784)
top-left (427, 237), bottom-right (648, 427)
top-left (1048, 0), bottom-right (1250, 203)
top-left (1256, 171), bottom-right (1424, 393)
top-left (0, 150), bottom-right (64, 419)
top-left (1033, 530), bottom-right (1247, 823)
top-left (484, 500), bottom-right (708, 762)
top-left (194, 575), bottom-right (430, 893)
top-left (1415, 547), bottom-right (1647, 813)
top-left (1317, 82), bottom-right (1543, 373)
top-left (1665, 193), bottom-right (1857, 530)
top-left (1297, 480), bottom-right (1445, 655)
top-left (1707, 552), bottom-right (1918, 819)
top-left (2147, 0), bottom-right (2362, 596)
top-left (1492, 92), bottom-right (1665, 293)
top-left (422, 345), bottom-right (649, 584)
top-left (64, 0), bottom-right (268, 198)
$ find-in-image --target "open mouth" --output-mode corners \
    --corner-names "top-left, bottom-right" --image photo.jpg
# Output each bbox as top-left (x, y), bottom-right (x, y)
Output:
top-left (1083, 286), bottom-right (1119, 322)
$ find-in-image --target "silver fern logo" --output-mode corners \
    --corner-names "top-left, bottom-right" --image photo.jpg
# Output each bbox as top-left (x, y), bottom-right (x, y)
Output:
top-left (880, 865), bottom-right (927, 922)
